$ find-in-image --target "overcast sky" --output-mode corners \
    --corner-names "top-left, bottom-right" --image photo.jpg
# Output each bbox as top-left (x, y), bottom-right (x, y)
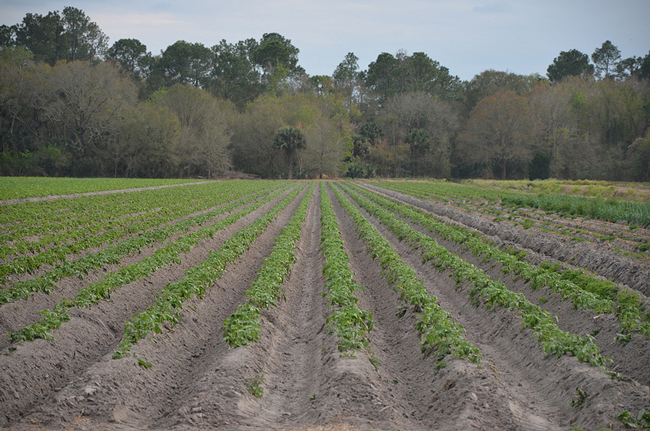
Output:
top-left (1, 0), bottom-right (648, 81)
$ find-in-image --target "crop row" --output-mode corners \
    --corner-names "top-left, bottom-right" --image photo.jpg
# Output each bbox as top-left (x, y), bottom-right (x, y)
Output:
top-left (8, 184), bottom-right (293, 343)
top-left (0, 182), bottom-right (284, 306)
top-left (112, 184), bottom-right (307, 359)
top-left (372, 181), bottom-right (650, 248)
top-left (340, 183), bottom-right (609, 368)
top-left (223, 183), bottom-right (315, 347)
top-left (319, 184), bottom-right (374, 355)
top-left (331, 184), bottom-right (481, 364)
top-left (0, 181), bottom-right (261, 266)
top-left (351, 183), bottom-right (650, 339)
top-left (0, 181), bottom-right (261, 242)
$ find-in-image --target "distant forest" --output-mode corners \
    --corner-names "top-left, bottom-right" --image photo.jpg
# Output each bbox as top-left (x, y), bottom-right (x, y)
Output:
top-left (1, 7), bottom-right (650, 181)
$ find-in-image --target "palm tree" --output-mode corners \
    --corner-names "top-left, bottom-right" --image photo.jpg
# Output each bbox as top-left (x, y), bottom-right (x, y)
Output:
top-left (273, 126), bottom-right (306, 179)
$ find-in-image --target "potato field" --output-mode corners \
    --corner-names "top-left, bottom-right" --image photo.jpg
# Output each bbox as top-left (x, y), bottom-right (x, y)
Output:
top-left (1, 179), bottom-right (649, 431)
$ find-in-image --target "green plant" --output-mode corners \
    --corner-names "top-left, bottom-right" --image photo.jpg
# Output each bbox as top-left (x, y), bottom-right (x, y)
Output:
top-left (246, 372), bottom-right (265, 398)
top-left (618, 409), bottom-right (650, 429)
top-left (570, 387), bottom-right (588, 407)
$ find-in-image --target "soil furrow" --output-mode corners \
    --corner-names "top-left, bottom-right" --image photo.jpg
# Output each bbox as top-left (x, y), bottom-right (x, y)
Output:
top-left (338, 183), bottom-right (649, 430)
top-left (362, 183), bottom-right (650, 294)
top-left (0, 185), bottom-right (300, 428)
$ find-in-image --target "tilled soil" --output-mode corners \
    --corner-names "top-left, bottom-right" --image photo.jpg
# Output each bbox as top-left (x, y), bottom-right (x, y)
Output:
top-left (1, 182), bottom-right (649, 430)
top-left (360, 183), bottom-right (650, 295)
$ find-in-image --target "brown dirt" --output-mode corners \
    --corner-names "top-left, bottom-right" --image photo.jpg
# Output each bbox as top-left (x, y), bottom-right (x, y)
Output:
top-left (361, 182), bottom-right (650, 296)
top-left (1, 181), bottom-right (648, 430)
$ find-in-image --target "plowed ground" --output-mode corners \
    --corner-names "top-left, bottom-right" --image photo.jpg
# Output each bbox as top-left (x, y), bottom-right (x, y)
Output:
top-left (1, 182), bottom-right (648, 430)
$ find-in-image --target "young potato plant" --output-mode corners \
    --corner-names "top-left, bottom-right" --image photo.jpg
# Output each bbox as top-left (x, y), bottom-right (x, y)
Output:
top-left (223, 183), bottom-right (315, 347)
top-left (340, 184), bottom-right (608, 369)
top-left (8, 184), bottom-right (292, 344)
top-left (112, 184), bottom-right (306, 359)
top-left (320, 184), bottom-right (374, 356)
top-left (1, 182), bottom-right (282, 305)
top-left (332, 184), bottom-right (480, 365)
top-left (351, 183), bottom-right (650, 339)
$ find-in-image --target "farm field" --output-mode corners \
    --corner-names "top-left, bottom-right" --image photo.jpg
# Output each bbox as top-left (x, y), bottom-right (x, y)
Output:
top-left (0, 177), bottom-right (206, 201)
top-left (1, 179), bottom-right (649, 430)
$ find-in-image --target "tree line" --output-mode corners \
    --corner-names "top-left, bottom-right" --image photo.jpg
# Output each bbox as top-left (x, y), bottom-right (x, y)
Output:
top-left (1, 7), bottom-right (649, 181)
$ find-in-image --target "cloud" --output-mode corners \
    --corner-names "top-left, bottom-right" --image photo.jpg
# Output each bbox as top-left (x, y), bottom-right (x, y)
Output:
top-left (472, 1), bottom-right (513, 13)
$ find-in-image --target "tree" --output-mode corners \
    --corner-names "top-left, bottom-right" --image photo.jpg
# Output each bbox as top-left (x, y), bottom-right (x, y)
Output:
top-left (463, 70), bottom-right (540, 111)
top-left (456, 91), bottom-right (534, 179)
top-left (115, 104), bottom-right (180, 177)
top-left (150, 84), bottom-right (232, 178)
top-left (209, 39), bottom-right (263, 105)
top-left (629, 131), bottom-right (650, 181)
top-left (640, 51), bottom-right (650, 80)
top-left (11, 8), bottom-right (108, 65)
top-left (14, 11), bottom-right (64, 65)
top-left (252, 33), bottom-right (299, 73)
top-left (365, 52), bottom-right (402, 100)
top-left (155, 41), bottom-right (213, 87)
top-left (45, 62), bottom-right (136, 175)
top-left (107, 38), bottom-right (149, 78)
top-left (60, 7), bottom-right (108, 62)
top-left (592, 40), bottom-right (621, 79)
top-left (405, 129), bottom-right (431, 176)
top-left (273, 126), bottom-right (306, 179)
top-left (547, 49), bottom-right (594, 82)
top-left (333, 52), bottom-right (362, 108)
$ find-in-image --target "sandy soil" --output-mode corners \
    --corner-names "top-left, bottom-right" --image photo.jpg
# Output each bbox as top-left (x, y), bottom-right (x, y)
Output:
top-left (0, 182), bottom-right (648, 430)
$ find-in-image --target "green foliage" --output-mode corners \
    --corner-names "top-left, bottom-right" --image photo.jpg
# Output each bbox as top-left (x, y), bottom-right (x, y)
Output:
top-left (7, 183), bottom-right (287, 345)
top-left (547, 49), bottom-right (594, 82)
top-left (618, 410), bottom-right (650, 429)
top-left (320, 184), bottom-right (374, 355)
top-left (113, 184), bottom-right (305, 358)
top-left (333, 184), bottom-right (480, 364)
top-left (358, 182), bottom-right (650, 338)
top-left (344, 183), bottom-right (610, 368)
top-left (246, 372), bottom-right (265, 398)
top-left (223, 183), bottom-right (314, 347)
top-left (502, 194), bottom-right (650, 228)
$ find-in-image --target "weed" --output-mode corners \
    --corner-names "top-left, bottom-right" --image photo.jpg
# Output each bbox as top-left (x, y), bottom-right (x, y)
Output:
top-left (246, 372), bottom-right (265, 399)
top-left (570, 387), bottom-right (588, 407)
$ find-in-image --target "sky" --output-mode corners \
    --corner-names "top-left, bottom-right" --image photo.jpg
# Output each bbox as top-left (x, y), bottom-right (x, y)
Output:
top-left (1, 0), bottom-right (649, 81)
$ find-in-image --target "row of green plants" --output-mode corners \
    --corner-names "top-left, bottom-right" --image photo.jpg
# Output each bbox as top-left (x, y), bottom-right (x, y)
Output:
top-left (0, 177), bottom-right (204, 201)
top-left (0, 181), bottom-right (207, 237)
top-left (0, 181), bottom-right (254, 247)
top-left (112, 184), bottom-right (307, 358)
top-left (8, 184), bottom-right (293, 343)
top-left (0, 182), bottom-right (283, 305)
top-left (351, 183), bottom-right (650, 339)
top-left (340, 183), bottom-right (608, 368)
top-left (502, 194), bottom-right (650, 228)
top-left (319, 184), bottom-right (374, 355)
top-left (369, 180), bottom-right (508, 203)
top-left (331, 184), bottom-right (481, 364)
top-left (222, 183), bottom-right (315, 347)
top-left (372, 180), bottom-right (650, 232)
top-left (0, 195), bottom-right (205, 260)
top-left (1, 198), bottom-right (209, 280)
top-left (0, 181), bottom-right (242, 266)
